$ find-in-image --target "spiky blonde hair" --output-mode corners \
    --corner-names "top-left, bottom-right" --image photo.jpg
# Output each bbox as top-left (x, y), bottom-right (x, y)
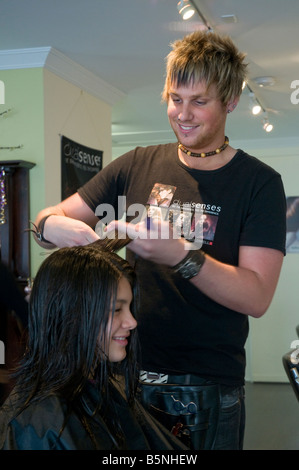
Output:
top-left (162, 30), bottom-right (247, 105)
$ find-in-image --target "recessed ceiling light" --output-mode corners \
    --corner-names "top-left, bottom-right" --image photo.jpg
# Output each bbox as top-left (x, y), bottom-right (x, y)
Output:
top-left (253, 76), bottom-right (276, 87)
top-left (221, 15), bottom-right (238, 23)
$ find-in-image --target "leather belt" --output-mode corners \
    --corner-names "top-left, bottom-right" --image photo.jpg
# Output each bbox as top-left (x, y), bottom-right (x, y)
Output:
top-left (139, 370), bottom-right (209, 385)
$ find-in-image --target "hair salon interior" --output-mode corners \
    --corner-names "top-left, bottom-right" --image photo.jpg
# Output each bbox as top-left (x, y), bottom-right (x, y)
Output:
top-left (0, 0), bottom-right (299, 450)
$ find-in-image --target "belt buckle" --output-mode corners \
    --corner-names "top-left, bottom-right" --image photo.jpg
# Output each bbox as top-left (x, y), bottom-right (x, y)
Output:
top-left (140, 370), bottom-right (169, 384)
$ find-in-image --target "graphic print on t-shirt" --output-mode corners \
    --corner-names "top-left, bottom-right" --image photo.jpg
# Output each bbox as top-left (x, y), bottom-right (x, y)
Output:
top-left (147, 183), bottom-right (177, 207)
top-left (191, 212), bottom-right (219, 246)
top-left (146, 183), bottom-right (219, 245)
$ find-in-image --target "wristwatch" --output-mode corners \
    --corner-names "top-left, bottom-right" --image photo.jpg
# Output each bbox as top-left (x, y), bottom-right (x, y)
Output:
top-left (171, 249), bottom-right (206, 280)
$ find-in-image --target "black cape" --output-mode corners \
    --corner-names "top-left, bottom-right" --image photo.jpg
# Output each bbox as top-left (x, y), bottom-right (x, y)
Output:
top-left (0, 380), bottom-right (187, 450)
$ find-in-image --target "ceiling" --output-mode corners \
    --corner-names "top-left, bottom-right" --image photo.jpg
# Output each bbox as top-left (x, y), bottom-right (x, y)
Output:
top-left (1, 0), bottom-right (299, 150)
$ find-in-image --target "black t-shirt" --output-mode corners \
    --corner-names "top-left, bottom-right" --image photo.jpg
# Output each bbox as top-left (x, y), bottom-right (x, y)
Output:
top-left (78, 143), bottom-right (286, 386)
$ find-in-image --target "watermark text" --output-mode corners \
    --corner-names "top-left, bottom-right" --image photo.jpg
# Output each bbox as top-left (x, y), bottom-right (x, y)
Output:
top-left (94, 197), bottom-right (204, 249)
top-left (0, 340), bottom-right (4, 364)
top-left (290, 339), bottom-right (299, 365)
top-left (290, 80), bottom-right (299, 104)
top-left (0, 80), bottom-right (4, 104)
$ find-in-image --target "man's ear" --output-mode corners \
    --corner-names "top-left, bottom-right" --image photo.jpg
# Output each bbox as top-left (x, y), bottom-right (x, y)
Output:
top-left (227, 97), bottom-right (240, 113)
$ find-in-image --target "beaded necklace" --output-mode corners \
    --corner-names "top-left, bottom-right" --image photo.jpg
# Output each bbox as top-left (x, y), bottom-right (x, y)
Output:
top-left (178, 136), bottom-right (229, 158)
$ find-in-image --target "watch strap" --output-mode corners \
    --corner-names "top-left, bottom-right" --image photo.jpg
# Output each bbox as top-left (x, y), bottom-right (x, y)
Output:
top-left (171, 249), bottom-right (205, 279)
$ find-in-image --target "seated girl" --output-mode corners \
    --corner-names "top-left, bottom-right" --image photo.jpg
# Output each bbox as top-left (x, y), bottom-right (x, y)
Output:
top-left (0, 240), bottom-right (186, 450)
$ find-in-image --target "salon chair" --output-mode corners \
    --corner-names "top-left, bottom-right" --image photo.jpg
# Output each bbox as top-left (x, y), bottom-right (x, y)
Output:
top-left (282, 349), bottom-right (299, 402)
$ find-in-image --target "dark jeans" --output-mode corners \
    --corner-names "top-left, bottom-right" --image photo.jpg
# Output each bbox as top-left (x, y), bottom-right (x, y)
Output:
top-left (139, 375), bottom-right (245, 450)
top-left (213, 385), bottom-right (245, 450)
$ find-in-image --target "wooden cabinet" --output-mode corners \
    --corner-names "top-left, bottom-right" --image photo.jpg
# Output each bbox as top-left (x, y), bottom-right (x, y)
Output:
top-left (0, 160), bottom-right (35, 403)
top-left (0, 160), bottom-right (35, 282)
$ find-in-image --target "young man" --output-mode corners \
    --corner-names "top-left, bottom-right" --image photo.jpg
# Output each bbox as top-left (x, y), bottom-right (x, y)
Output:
top-left (33, 31), bottom-right (286, 449)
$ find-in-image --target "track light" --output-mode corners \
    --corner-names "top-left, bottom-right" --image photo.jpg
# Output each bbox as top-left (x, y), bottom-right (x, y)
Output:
top-left (252, 102), bottom-right (262, 115)
top-left (249, 92), bottom-right (262, 115)
top-left (246, 86), bottom-right (274, 132)
top-left (177, 0), bottom-right (213, 30)
top-left (177, 0), bottom-right (195, 20)
top-left (263, 117), bottom-right (273, 133)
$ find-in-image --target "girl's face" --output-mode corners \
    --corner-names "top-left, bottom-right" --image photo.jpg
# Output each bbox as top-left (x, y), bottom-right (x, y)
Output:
top-left (106, 276), bottom-right (137, 362)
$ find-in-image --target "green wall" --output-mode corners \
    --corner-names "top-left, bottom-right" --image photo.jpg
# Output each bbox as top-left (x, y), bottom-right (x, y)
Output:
top-left (0, 68), bottom-right (45, 276)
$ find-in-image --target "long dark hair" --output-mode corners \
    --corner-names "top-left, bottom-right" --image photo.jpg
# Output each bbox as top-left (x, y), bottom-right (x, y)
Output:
top-left (10, 238), bottom-right (139, 446)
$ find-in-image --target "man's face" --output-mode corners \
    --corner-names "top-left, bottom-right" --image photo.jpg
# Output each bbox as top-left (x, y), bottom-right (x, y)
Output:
top-left (167, 81), bottom-right (228, 152)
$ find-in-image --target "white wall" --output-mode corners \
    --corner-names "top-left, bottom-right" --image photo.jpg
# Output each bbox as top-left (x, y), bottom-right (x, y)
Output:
top-left (31, 69), bottom-right (113, 275)
top-left (235, 137), bottom-right (299, 382)
top-left (43, 69), bottom-right (112, 206)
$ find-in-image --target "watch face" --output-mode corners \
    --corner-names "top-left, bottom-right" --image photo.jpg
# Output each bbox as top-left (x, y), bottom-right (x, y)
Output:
top-left (180, 259), bottom-right (200, 278)
top-left (175, 251), bottom-right (205, 279)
